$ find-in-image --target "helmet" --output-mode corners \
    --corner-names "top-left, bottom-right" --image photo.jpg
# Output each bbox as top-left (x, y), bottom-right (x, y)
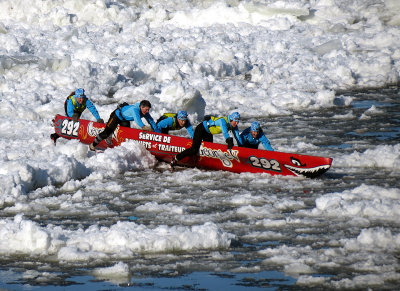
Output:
top-left (75, 88), bottom-right (85, 98)
top-left (251, 121), bottom-right (261, 132)
top-left (177, 110), bottom-right (188, 120)
top-left (229, 112), bottom-right (240, 123)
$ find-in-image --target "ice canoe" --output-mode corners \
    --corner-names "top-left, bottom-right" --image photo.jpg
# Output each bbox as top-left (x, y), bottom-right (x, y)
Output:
top-left (53, 114), bottom-right (332, 178)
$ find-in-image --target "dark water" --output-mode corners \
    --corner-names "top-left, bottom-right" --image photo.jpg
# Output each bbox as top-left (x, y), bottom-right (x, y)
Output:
top-left (0, 87), bottom-right (399, 290)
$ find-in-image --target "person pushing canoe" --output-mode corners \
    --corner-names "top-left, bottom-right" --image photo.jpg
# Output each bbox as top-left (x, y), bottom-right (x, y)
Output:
top-left (89, 100), bottom-right (160, 151)
top-left (170, 112), bottom-right (242, 168)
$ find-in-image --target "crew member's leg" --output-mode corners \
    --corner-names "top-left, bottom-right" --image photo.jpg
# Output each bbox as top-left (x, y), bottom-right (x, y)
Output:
top-left (91, 111), bottom-right (120, 148)
top-left (50, 133), bottom-right (59, 144)
top-left (202, 130), bottom-right (213, 143)
top-left (120, 120), bottom-right (130, 128)
top-left (175, 124), bottom-right (210, 161)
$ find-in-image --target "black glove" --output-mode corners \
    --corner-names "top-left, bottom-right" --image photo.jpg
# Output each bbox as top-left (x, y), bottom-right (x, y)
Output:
top-left (72, 113), bottom-right (79, 122)
top-left (226, 137), bottom-right (234, 150)
top-left (97, 118), bottom-right (104, 123)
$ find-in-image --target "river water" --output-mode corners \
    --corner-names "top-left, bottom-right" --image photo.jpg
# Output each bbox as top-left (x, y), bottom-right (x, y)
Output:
top-left (0, 87), bottom-right (399, 290)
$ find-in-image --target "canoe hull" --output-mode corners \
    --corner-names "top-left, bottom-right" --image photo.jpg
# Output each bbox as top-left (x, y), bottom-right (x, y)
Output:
top-left (53, 114), bottom-right (332, 178)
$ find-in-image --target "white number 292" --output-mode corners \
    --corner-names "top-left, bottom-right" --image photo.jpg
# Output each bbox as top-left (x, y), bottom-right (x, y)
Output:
top-left (249, 156), bottom-right (281, 172)
top-left (61, 119), bottom-right (80, 137)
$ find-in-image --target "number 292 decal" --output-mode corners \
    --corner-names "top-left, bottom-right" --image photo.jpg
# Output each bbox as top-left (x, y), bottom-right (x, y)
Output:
top-left (249, 156), bottom-right (281, 172)
top-left (61, 119), bottom-right (80, 137)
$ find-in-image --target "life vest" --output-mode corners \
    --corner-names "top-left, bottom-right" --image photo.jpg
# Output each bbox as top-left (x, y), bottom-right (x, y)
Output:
top-left (115, 102), bottom-right (130, 120)
top-left (205, 116), bottom-right (230, 135)
top-left (64, 93), bottom-right (87, 115)
top-left (157, 113), bottom-right (181, 129)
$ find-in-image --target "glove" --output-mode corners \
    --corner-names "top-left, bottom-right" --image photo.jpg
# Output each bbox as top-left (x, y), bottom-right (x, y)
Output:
top-left (226, 137), bottom-right (234, 150)
top-left (142, 125), bottom-right (152, 131)
top-left (97, 118), bottom-right (104, 123)
top-left (72, 113), bottom-right (79, 122)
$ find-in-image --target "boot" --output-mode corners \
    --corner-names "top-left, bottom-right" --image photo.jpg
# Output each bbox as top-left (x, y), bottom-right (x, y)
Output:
top-left (50, 133), bottom-right (59, 144)
top-left (170, 156), bottom-right (178, 168)
top-left (89, 143), bottom-right (96, 151)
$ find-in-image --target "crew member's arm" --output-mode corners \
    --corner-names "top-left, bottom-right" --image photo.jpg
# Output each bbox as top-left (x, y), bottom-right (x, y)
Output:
top-left (185, 121), bottom-right (194, 138)
top-left (259, 134), bottom-right (274, 151)
top-left (132, 106), bottom-right (146, 128)
top-left (145, 113), bottom-right (161, 133)
top-left (66, 99), bottom-right (75, 118)
top-left (215, 119), bottom-right (233, 149)
top-left (86, 99), bottom-right (101, 121)
top-left (215, 119), bottom-right (230, 140)
top-left (156, 117), bottom-right (173, 132)
top-left (232, 126), bottom-right (243, 146)
top-left (239, 128), bottom-right (250, 146)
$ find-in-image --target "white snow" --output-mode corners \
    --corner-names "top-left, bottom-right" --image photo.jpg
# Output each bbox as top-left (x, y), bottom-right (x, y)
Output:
top-left (0, 0), bottom-right (399, 288)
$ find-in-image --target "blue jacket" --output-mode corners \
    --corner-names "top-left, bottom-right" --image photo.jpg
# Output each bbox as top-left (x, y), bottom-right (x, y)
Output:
top-left (240, 127), bottom-right (274, 151)
top-left (115, 102), bottom-right (160, 132)
top-left (66, 96), bottom-right (100, 120)
top-left (203, 116), bottom-right (242, 145)
top-left (157, 116), bottom-right (194, 138)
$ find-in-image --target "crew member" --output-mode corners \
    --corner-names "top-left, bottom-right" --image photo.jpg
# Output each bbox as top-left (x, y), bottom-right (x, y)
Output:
top-left (89, 100), bottom-right (160, 151)
top-left (50, 88), bottom-right (103, 144)
top-left (170, 112), bottom-right (242, 168)
top-left (240, 121), bottom-right (274, 151)
top-left (156, 110), bottom-right (194, 138)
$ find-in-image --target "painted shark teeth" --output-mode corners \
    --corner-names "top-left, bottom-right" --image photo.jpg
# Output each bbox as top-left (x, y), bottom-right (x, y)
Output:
top-left (285, 164), bottom-right (331, 178)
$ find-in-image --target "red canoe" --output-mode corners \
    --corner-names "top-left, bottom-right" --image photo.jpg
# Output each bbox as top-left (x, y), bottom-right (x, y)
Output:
top-left (53, 114), bottom-right (333, 178)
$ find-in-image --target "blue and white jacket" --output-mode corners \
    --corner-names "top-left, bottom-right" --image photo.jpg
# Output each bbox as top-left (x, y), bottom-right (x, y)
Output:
top-left (203, 115), bottom-right (242, 145)
top-left (239, 127), bottom-right (274, 151)
top-left (157, 116), bottom-right (194, 138)
top-left (66, 95), bottom-right (100, 120)
top-left (115, 102), bottom-right (160, 132)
